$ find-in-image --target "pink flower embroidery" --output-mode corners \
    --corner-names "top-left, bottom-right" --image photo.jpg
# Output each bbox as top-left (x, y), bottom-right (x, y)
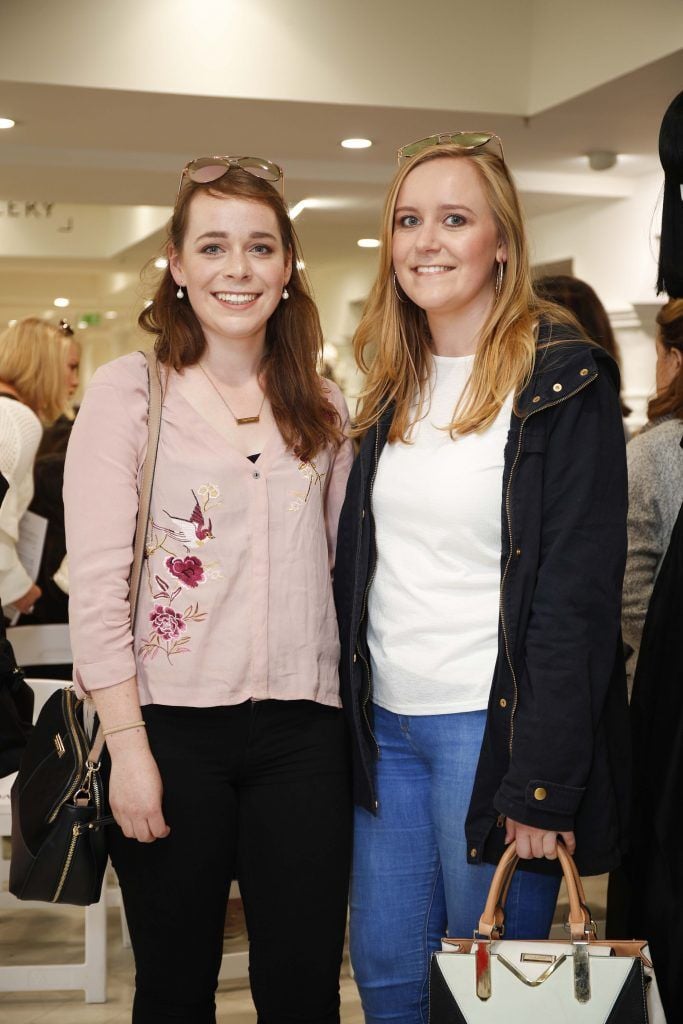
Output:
top-left (149, 604), bottom-right (187, 641)
top-left (165, 555), bottom-right (205, 589)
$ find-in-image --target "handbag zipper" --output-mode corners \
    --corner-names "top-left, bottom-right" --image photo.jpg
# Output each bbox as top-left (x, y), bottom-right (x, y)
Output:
top-left (500, 372), bottom-right (597, 756)
top-left (52, 823), bottom-right (80, 902)
top-left (47, 692), bottom-right (85, 823)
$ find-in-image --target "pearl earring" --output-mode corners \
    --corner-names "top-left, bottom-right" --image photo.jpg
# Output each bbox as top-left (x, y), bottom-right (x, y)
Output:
top-left (281, 287), bottom-right (289, 300)
top-left (176, 286), bottom-right (184, 300)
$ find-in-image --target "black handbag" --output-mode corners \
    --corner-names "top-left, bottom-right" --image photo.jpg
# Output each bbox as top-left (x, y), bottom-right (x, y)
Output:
top-left (0, 634), bottom-right (34, 778)
top-left (9, 686), bottom-right (113, 904)
top-left (8, 351), bottom-right (163, 906)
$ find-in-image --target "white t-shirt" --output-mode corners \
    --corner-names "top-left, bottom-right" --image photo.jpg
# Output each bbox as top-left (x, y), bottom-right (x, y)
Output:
top-left (367, 353), bottom-right (512, 715)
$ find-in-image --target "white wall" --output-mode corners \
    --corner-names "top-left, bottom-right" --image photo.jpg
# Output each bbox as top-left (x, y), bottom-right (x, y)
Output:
top-left (528, 170), bottom-right (665, 426)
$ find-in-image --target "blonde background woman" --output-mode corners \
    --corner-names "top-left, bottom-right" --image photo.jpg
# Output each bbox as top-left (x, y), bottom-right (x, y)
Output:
top-left (0, 317), bottom-right (70, 617)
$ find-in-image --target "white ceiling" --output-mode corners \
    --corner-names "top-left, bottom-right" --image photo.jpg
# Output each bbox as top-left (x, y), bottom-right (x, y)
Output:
top-left (0, 0), bottom-right (681, 329)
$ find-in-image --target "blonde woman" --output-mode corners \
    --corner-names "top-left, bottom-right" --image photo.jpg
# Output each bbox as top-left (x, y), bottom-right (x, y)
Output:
top-left (333, 133), bottom-right (630, 1023)
top-left (0, 317), bottom-right (69, 616)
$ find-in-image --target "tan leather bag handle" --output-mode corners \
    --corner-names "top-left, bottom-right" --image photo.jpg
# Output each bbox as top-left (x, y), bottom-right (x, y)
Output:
top-left (88, 352), bottom-right (163, 762)
top-left (478, 840), bottom-right (592, 942)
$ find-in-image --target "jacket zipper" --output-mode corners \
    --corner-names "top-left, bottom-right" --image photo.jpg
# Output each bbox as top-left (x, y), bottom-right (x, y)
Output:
top-left (501, 373), bottom-right (598, 757)
top-left (357, 426), bottom-right (381, 767)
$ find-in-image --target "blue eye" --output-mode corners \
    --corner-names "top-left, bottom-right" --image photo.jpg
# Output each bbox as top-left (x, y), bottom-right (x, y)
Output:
top-left (201, 244), bottom-right (223, 255)
top-left (397, 214), bottom-right (420, 228)
top-left (251, 244), bottom-right (273, 255)
top-left (445, 214), bottom-right (466, 226)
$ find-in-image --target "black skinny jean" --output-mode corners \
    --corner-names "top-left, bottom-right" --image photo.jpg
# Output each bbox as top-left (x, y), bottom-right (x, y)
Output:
top-left (106, 699), bottom-right (352, 1024)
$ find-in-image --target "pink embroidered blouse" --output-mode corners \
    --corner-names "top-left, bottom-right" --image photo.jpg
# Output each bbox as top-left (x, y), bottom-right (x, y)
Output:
top-left (64, 352), bottom-right (354, 708)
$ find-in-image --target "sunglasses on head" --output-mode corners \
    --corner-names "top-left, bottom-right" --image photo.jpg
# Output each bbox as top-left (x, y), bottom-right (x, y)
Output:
top-left (57, 319), bottom-right (74, 337)
top-left (397, 131), bottom-right (505, 165)
top-left (176, 155), bottom-right (285, 203)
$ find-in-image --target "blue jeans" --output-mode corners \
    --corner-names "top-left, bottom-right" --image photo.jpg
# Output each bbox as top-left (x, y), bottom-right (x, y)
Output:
top-left (350, 705), bottom-right (560, 1024)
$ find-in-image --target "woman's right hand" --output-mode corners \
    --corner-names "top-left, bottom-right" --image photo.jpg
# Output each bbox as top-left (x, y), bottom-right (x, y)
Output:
top-left (13, 583), bottom-right (42, 614)
top-left (108, 744), bottom-right (171, 843)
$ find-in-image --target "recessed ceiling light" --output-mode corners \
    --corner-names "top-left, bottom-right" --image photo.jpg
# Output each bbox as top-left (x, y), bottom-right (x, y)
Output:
top-left (7, 319), bottom-right (17, 327)
top-left (53, 297), bottom-right (70, 308)
top-left (357, 238), bottom-right (380, 248)
top-left (104, 310), bottom-right (118, 320)
top-left (0, 118), bottom-right (15, 130)
top-left (77, 321), bottom-right (88, 330)
top-left (154, 257), bottom-right (168, 269)
top-left (341, 138), bottom-right (372, 149)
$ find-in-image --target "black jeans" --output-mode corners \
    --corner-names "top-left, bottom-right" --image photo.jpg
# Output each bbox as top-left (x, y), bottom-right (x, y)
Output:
top-left (106, 699), bottom-right (352, 1024)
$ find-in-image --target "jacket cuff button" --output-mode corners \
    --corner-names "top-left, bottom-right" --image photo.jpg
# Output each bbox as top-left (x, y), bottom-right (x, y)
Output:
top-left (534, 787), bottom-right (548, 801)
top-left (499, 698), bottom-right (507, 709)
top-left (470, 848), bottom-right (477, 858)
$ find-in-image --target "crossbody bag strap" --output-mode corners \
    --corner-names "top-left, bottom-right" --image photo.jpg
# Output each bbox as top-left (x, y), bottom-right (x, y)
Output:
top-left (88, 350), bottom-right (163, 760)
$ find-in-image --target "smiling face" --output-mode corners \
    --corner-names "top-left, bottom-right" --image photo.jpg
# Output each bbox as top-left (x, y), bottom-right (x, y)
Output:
top-left (391, 156), bottom-right (506, 329)
top-left (169, 191), bottom-right (292, 352)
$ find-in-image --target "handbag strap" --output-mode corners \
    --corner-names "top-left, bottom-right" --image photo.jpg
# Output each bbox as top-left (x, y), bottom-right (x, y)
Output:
top-left (87, 351), bottom-right (163, 763)
top-left (478, 840), bottom-right (593, 942)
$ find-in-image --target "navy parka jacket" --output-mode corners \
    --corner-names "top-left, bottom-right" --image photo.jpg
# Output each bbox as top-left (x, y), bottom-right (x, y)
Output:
top-left (334, 324), bottom-right (630, 876)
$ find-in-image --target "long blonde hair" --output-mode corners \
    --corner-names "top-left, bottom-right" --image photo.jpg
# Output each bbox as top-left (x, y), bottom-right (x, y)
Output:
top-left (354, 144), bottom-right (566, 440)
top-left (0, 318), bottom-right (69, 424)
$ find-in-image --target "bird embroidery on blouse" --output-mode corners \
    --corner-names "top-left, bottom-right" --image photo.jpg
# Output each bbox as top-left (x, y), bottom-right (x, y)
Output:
top-left (160, 491), bottom-right (215, 549)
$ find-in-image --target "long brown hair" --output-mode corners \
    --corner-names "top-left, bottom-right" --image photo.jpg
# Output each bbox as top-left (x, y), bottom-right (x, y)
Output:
top-left (648, 298), bottom-right (683, 421)
top-left (353, 144), bottom-right (572, 441)
top-left (139, 170), bottom-right (343, 461)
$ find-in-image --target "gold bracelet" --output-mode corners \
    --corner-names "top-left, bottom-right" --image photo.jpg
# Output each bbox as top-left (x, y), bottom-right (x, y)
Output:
top-left (102, 720), bottom-right (146, 738)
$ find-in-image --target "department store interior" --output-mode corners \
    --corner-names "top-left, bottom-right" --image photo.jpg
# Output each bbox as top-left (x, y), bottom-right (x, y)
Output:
top-left (0, 0), bottom-right (682, 1020)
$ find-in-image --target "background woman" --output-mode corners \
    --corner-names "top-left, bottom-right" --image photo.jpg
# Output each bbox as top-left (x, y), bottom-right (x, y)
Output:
top-left (621, 299), bottom-right (683, 688)
top-left (534, 273), bottom-right (632, 424)
top-left (64, 157), bottom-right (354, 1024)
top-left (0, 317), bottom-right (69, 618)
top-left (334, 133), bottom-right (629, 1024)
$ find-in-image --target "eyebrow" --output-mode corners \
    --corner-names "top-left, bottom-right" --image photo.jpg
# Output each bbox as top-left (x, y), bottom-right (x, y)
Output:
top-left (395, 204), bottom-right (476, 216)
top-left (194, 230), bottom-right (279, 242)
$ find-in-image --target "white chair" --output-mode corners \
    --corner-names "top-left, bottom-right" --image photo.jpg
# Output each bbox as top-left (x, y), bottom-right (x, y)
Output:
top-left (5, 623), bottom-right (72, 667)
top-left (0, 659), bottom-right (108, 1002)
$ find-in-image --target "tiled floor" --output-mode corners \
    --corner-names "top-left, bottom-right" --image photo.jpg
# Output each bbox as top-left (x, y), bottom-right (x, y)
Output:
top-left (0, 875), bottom-right (608, 1023)
top-left (0, 903), bottom-right (363, 1023)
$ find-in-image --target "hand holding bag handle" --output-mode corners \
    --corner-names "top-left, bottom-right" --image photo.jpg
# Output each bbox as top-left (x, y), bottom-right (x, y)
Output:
top-left (478, 839), bottom-right (593, 941)
top-left (86, 350), bottom-right (163, 762)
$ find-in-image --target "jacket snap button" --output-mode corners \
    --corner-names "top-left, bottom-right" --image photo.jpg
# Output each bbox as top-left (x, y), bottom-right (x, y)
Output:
top-left (499, 698), bottom-right (507, 709)
top-left (515, 547), bottom-right (522, 557)
top-left (361, 509), bottom-right (365, 519)
top-left (552, 383), bottom-right (563, 392)
top-left (579, 368), bottom-right (589, 376)
top-left (532, 395), bottom-right (541, 403)
top-left (534, 787), bottom-right (548, 801)
top-left (353, 653), bottom-right (357, 663)
top-left (470, 848), bottom-right (478, 858)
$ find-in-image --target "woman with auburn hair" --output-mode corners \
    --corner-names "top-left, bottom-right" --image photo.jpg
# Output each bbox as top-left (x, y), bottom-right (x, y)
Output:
top-left (333, 133), bottom-right (630, 1022)
top-left (621, 298), bottom-right (683, 688)
top-left (64, 157), bottom-right (354, 1023)
top-left (0, 317), bottom-right (70, 616)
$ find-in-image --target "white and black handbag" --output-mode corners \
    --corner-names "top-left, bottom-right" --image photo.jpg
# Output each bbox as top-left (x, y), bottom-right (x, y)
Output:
top-left (430, 840), bottom-right (665, 1023)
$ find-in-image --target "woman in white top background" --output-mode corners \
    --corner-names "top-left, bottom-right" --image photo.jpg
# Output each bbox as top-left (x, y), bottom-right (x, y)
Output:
top-left (334, 133), bottom-right (629, 1023)
top-left (0, 317), bottom-right (70, 617)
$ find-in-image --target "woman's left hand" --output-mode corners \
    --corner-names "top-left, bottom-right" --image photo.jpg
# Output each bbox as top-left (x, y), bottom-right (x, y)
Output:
top-left (505, 819), bottom-right (576, 860)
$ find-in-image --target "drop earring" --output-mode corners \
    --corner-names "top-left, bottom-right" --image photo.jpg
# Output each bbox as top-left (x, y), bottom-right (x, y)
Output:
top-left (281, 287), bottom-right (289, 300)
top-left (495, 261), bottom-right (504, 299)
top-left (392, 271), bottom-right (407, 304)
top-left (176, 286), bottom-right (184, 300)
